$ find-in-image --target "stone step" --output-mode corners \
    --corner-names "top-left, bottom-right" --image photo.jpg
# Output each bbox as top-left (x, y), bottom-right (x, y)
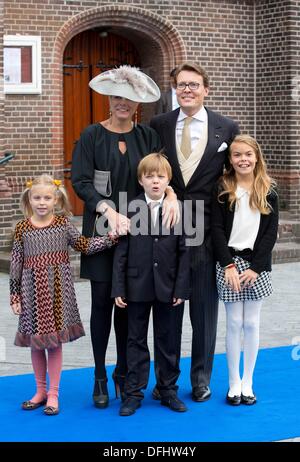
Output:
top-left (277, 238), bottom-right (294, 244)
top-left (0, 251), bottom-right (10, 273)
top-left (272, 241), bottom-right (300, 264)
top-left (279, 211), bottom-right (292, 220)
top-left (277, 237), bottom-right (300, 244)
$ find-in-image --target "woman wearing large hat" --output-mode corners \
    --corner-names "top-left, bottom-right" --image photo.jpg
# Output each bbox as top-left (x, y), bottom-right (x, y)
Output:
top-left (71, 65), bottom-right (177, 408)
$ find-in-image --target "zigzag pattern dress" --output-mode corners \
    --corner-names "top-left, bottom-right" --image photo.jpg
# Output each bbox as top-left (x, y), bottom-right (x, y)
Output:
top-left (10, 215), bottom-right (114, 350)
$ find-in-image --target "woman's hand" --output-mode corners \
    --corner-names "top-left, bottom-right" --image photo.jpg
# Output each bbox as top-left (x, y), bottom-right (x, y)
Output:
top-left (11, 302), bottom-right (22, 315)
top-left (106, 208), bottom-right (130, 236)
top-left (239, 269), bottom-right (258, 287)
top-left (162, 188), bottom-right (180, 228)
top-left (115, 297), bottom-right (127, 308)
top-left (224, 266), bottom-right (241, 292)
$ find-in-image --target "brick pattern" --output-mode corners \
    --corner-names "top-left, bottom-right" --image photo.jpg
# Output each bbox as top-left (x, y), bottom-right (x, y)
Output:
top-left (256, 0), bottom-right (300, 216)
top-left (1, 0), bottom-right (299, 249)
top-left (0, 0), bottom-right (14, 250)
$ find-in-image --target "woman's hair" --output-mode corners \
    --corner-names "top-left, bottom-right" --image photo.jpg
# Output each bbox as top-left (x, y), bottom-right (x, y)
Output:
top-left (218, 134), bottom-right (276, 215)
top-left (137, 152), bottom-right (172, 181)
top-left (21, 174), bottom-right (72, 217)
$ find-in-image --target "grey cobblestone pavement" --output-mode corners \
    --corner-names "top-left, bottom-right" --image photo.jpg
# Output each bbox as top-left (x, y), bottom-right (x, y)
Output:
top-left (1, 262), bottom-right (299, 441)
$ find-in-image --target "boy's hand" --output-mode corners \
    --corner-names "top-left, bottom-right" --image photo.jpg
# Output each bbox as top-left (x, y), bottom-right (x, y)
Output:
top-left (172, 298), bottom-right (183, 306)
top-left (115, 297), bottom-right (127, 308)
top-left (11, 302), bottom-right (22, 315)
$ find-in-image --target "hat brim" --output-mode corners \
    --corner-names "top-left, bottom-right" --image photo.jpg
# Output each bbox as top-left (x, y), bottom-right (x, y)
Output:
top-left (89, 72), bottom-right (161, 103)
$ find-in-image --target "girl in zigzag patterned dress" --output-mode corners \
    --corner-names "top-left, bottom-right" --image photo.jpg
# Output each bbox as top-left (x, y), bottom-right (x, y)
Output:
top-left (211, 135), bottom-right (279, 407)
top-left (9, 174), bottom-right (117, 416)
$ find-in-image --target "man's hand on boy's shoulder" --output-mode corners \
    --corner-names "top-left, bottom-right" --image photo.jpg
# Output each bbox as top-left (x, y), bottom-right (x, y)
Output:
top-left (162, 187), bottom-right (180, 228)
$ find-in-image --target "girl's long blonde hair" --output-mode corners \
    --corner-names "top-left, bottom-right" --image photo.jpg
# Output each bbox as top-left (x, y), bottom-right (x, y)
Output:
top-left (21, 174), bottom-right (72, 218)
top-left (218, 134), bottom-right (276, 215)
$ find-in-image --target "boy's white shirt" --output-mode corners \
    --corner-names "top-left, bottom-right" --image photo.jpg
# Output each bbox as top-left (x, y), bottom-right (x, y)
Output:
top-left (144, 193), bottom-right (164, 225)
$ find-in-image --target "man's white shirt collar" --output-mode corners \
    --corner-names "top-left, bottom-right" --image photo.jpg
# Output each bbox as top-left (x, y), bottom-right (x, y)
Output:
top-left (177, 106), bottom-right (207, 123)
top-left (144, 193), bottom-right (164, 205)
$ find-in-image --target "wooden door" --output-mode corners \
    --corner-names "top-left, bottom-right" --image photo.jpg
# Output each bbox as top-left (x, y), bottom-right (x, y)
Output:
top-left (63, 31), bottom-right (140, 215)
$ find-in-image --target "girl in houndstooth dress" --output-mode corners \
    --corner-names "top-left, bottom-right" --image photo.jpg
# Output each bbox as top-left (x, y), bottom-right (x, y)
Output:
top-left (9, 175), bottom-right (117, 415)
top-left (211, 135), bottom-right (278, 406)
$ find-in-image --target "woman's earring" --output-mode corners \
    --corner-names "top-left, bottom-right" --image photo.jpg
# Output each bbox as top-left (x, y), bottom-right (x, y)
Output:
top-left (134, 111), bottom-right (138, 127)
top-left (109, 110), bottom-right (112, 125)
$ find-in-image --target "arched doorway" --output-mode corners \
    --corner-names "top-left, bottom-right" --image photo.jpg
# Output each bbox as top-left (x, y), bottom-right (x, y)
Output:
top-left (63, 30), bottom-right (141, 215)
top-left (51, 5), bottom-right (186, 215)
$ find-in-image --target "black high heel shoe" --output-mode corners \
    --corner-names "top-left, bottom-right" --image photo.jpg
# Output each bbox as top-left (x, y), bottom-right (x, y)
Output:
top-left (93, 378), bottom-right (109, 408)
top-left (112, 370), bottom-right (126, 402)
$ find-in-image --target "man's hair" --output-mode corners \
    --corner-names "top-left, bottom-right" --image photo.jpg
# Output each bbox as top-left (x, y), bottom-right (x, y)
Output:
top-left (175, 62), bottom-right (210, 88)
top-left (137, 153), bottom-right (172, 181)
top-left (170, 68), bottom-right (177, 78)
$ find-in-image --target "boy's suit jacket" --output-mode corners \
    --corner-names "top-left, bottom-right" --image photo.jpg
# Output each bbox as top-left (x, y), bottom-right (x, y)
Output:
top-left (111, 193), bottom-right (190, 303)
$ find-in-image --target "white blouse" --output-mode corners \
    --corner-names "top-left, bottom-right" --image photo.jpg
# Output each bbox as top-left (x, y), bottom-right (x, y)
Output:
top-left (228, 186), bottom-right (260, 251)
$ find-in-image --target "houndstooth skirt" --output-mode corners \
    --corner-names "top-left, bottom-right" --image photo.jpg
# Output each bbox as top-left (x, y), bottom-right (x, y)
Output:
top-left (216, 256), bottom-right (273, 302)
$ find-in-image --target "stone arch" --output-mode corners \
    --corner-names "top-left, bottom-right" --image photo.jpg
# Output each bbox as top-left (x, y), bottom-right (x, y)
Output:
top-left (50, 5), bottom-right (186, 174)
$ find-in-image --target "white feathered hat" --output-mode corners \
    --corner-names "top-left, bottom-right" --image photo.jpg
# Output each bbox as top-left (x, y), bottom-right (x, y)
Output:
top-left (89, 65), bottom-right (160, 103)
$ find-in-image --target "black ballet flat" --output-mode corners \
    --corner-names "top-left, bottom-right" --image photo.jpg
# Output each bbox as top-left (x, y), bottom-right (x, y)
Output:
top-left (22, 399), bottom-right (47, 411)
top-left (44, 405), bottom-right (59, 416)
top-left (226, 391), bottom-right (241, 406)
top-left (241, 393), bottom-right (257, 405)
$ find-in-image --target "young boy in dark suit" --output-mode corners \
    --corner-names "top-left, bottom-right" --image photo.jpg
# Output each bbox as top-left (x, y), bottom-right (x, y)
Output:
top-left (112, 153), bottom-right (190, 416)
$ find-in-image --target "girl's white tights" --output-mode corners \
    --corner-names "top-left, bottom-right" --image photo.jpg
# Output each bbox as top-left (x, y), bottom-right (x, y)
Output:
top-left (225, 300), bottom-right (262, 397)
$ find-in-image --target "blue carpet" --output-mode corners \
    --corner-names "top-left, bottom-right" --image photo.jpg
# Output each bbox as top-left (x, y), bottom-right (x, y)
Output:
top-left (0, 346), bottom-right (299, 442)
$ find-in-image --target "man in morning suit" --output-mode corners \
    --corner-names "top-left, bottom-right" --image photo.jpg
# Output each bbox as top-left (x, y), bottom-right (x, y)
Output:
top-left (150, 62), bottom-right (240, 402)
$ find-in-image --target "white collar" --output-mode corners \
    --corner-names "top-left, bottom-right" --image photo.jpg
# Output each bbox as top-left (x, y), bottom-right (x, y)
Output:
top-left (144, 193), bottom-right (164, 205)
top-left (236, 185), bottom-right (250, 199)
top-left (177, 106), bottom-right (206, 123)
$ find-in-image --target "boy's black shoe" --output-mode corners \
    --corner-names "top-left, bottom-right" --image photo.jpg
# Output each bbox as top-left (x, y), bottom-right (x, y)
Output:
top-left (152, 386), bottom-right (161, 401)
top-left (161, 395), bottom-right (187, 412)
top-left (192, 386), bottom-right (211, 402)
top-left (119, 397), bottom-right (141, 416)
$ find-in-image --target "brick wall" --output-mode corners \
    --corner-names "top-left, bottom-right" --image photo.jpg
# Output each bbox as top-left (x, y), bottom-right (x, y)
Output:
top-left (256, 0), bottom-right (300, 216)
top-left (0, 0), bottom-right (14, 250)
top-left (1, 0), bottom-right (299, 249)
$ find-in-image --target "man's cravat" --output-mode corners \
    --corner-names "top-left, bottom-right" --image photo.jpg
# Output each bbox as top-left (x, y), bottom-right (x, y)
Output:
top-left (180, 117), bottom-right (193, 159)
